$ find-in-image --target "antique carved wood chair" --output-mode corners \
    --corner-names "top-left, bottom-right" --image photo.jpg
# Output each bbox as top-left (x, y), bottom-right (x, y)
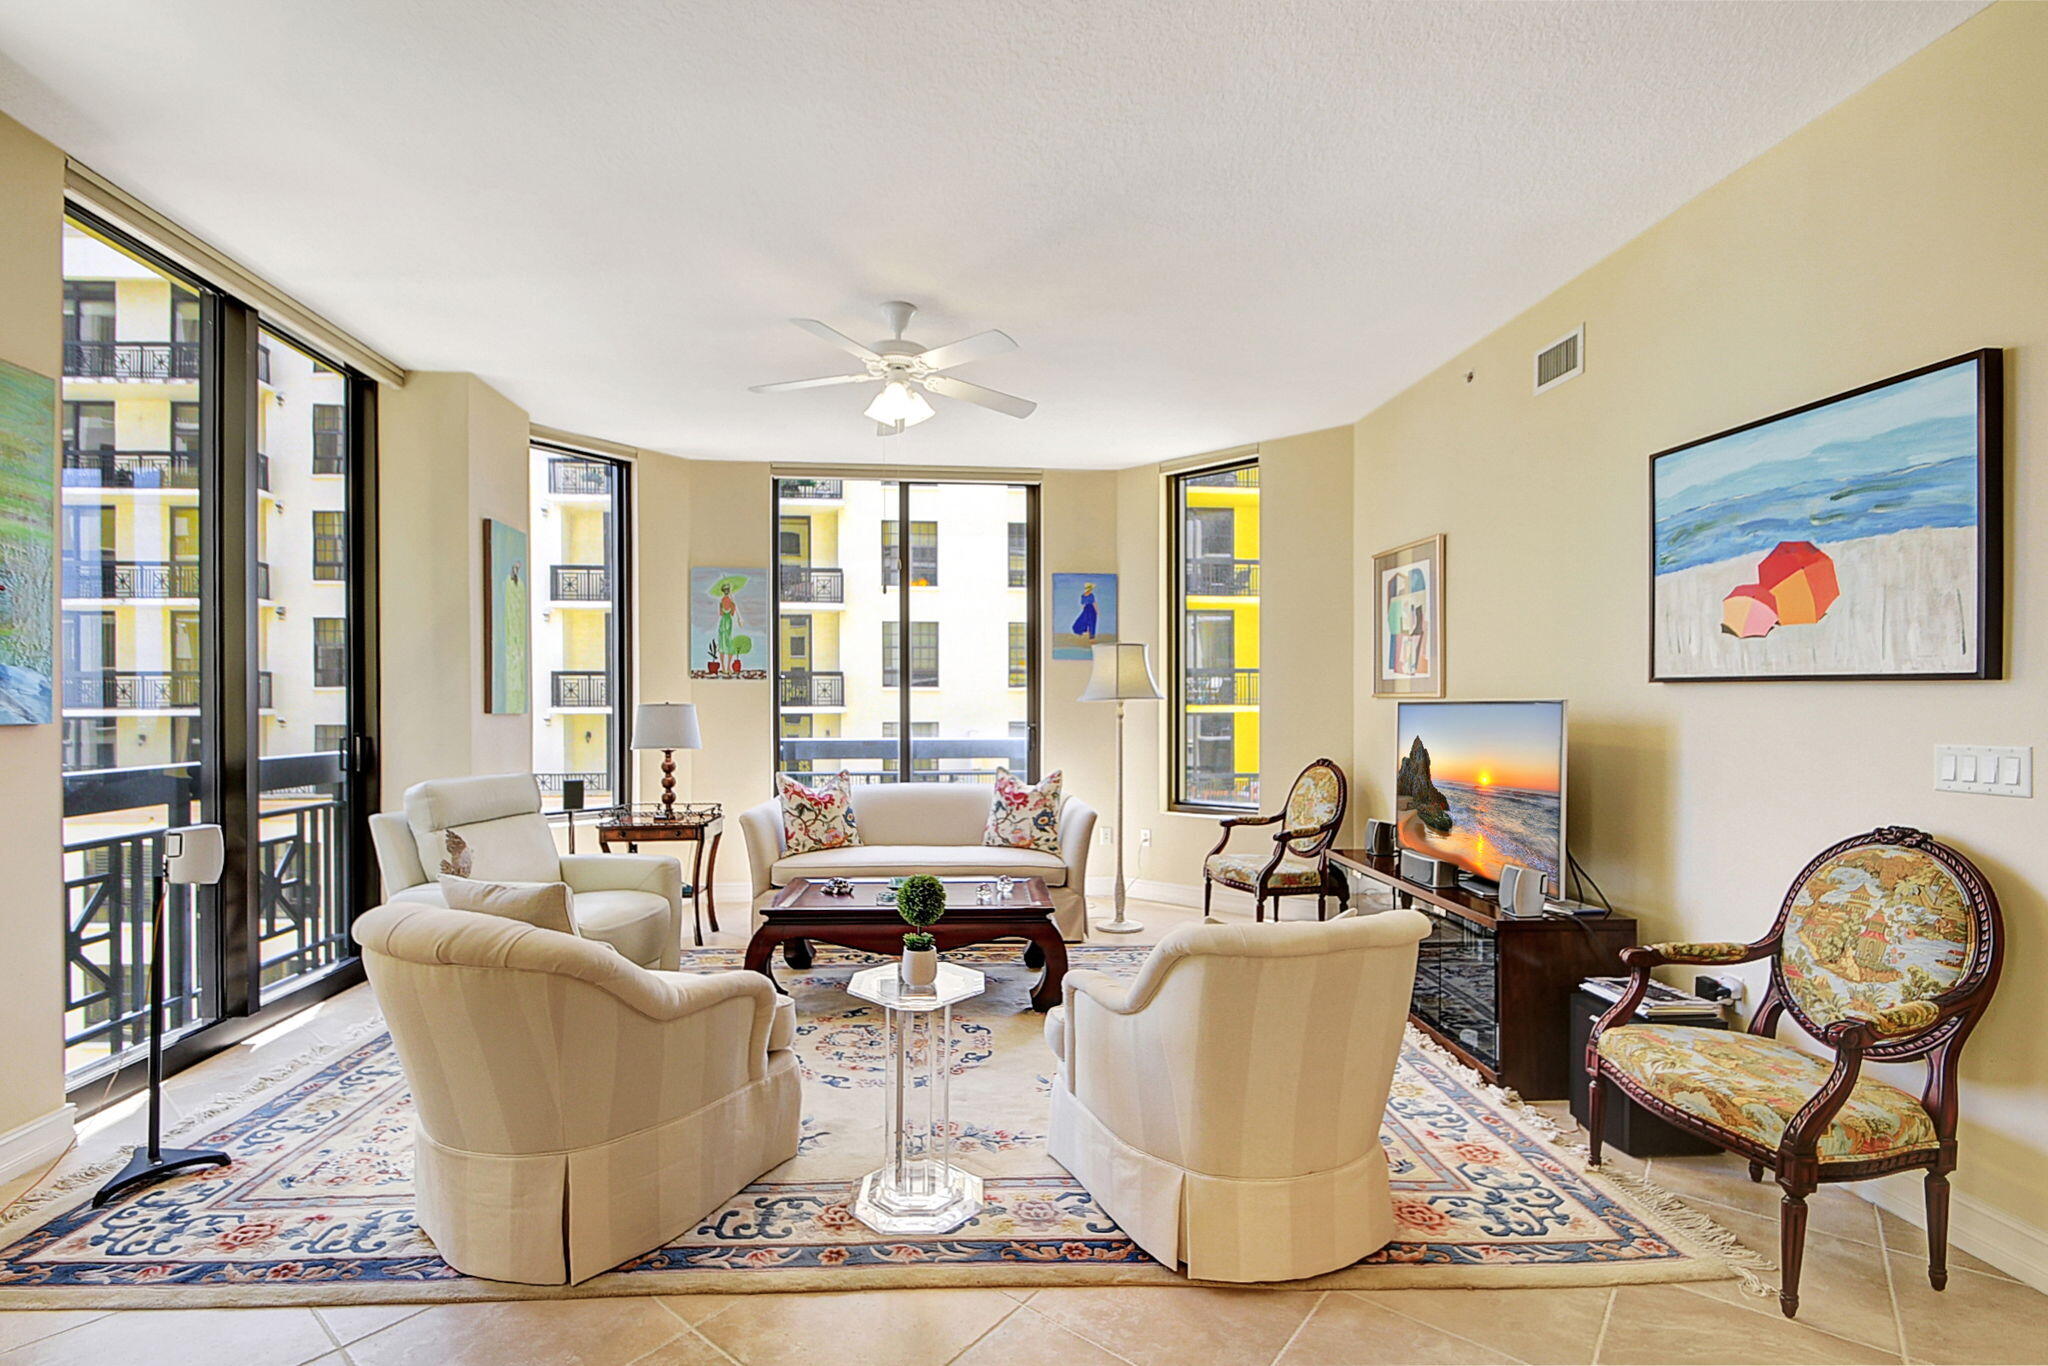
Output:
top-left (1586, 827), bottom-right (2002, 1318)
top-left (1202, 758), bottom-right (1349, 922)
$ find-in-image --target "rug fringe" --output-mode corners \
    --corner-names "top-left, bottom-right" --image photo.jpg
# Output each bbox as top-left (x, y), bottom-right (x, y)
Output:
top-left (1400, 1026), bottom-right (1776, 1298)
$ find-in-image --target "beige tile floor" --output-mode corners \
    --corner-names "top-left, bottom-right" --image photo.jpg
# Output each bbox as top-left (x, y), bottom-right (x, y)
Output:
top-left (3, 893), bottom-right (2043, 1365)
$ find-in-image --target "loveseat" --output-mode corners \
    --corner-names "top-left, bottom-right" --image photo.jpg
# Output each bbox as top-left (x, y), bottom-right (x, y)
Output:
top-left (739, 782), bottom-right (1097, 940)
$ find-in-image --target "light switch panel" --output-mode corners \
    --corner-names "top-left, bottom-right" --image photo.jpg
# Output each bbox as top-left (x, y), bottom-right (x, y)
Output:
top-left (1935, 745), bottom-right (2033, 797)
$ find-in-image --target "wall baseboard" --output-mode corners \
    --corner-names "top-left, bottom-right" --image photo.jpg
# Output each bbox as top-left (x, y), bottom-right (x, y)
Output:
top-left (1857, 1173), bottom-right (2048, 1293)
top-left (0, 1105), bottom-right (76, 1188)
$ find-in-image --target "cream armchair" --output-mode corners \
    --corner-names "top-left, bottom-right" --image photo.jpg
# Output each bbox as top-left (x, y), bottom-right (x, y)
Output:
top-left (355, 902), bottom-right (801, 1285)
top-left (1046, 910), bottom-right (1431, 1282)
top-left (370, 773), bottom-right (684, 969)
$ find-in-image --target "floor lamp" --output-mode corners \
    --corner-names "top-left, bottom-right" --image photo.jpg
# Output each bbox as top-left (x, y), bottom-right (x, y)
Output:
top-left (1080, 642), bottom-right (1163, 935)
top-left (94, 824), bottom-right (231, 1207)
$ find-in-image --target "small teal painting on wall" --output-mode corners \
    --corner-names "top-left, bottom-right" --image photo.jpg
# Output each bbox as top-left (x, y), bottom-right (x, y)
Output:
top-left (691, 567), bottom-right (768, 679)
top-left (483, 518), bottom-right (530, 714)
top-left (1051, 573), bottom-right (1117, 661)
top-left (0, 359), bottom-right (56, 725)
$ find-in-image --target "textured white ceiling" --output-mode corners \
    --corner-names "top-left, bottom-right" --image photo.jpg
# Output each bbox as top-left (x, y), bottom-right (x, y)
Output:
top-left (0, 1), bottom-right (1984, 469)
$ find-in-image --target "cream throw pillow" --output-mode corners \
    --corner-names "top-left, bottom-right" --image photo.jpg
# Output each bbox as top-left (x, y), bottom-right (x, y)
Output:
top-left (439, 874), bottom-right (578, 936)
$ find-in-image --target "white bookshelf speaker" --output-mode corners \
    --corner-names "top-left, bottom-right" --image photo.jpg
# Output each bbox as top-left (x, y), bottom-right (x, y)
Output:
top-left (1497, 863), bottom-right (1547, 918)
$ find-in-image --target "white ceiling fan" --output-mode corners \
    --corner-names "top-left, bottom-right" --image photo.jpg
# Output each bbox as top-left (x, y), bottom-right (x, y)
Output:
top-left (750, 301), bottom-right (1037, 436)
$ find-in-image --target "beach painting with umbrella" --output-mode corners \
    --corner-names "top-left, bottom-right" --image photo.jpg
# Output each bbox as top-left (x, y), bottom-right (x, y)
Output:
top-left (691, 567), bottom-right (769, 679)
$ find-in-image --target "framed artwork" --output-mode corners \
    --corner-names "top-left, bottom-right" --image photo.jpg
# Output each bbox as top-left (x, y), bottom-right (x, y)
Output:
top-left (482, 518), bottom-right (530, 714)
top-left (0, 359), bottom-right (55, 725)
top-left (691, 567), bottom-right (769, 679)
top-left (1051, 572), bottom-right (1117, 660)
top-left (1372, 535), bottom-right (1444, 698)
top-left (1650, 350), bottom-right (2002, 682)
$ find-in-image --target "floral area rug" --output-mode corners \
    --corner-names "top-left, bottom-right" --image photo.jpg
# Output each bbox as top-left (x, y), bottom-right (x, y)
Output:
top-left (0, 945), bottom-right (1759, 1306)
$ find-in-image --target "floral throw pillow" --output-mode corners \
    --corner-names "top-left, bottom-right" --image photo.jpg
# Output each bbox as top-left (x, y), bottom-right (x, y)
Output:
top-left (780, 771), bottom-right (862, 855)
top-left (984, 768), bottom-right (1063, 853)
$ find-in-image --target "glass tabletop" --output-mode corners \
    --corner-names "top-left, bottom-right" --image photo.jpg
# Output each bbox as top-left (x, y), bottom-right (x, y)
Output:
top-left (847, 962), bottom-right (986, 1011)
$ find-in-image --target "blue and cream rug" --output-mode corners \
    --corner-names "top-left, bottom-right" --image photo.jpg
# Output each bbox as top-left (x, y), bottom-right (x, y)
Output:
top-left (0, 945), bottom-right (1761, 1306)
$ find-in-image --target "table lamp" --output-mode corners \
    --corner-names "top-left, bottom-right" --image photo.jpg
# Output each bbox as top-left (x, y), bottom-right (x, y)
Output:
top-left (1079, 642), bottom-right (1163, 934)
top-left (633, 702), bottom-right (702, 820)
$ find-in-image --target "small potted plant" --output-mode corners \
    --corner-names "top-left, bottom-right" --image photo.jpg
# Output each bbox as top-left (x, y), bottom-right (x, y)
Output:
top-left (895, 874), bottom-right (946, 989)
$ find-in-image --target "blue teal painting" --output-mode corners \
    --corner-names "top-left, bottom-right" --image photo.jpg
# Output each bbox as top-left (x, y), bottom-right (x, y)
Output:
top-left (0, 359), bottom-right (56, 724)
top-left (1651, 352), bottom-right (1999, 680)
top-left (1052, 573), bottom-right (1117, 661)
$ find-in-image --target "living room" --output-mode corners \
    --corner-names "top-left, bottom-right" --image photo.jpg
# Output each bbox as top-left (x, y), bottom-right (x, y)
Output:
top-left (0, 2), bottom-right (2043, 1363)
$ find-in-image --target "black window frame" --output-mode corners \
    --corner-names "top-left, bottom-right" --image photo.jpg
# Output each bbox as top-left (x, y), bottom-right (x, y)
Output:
top-left (880, 518), bottom-right (939, 588)
top-left (312, 402), bottom-right (346, 474)
top-left (311, 509), bottom-right (346, 580)
top-left (312, 616), bottom-right (347, 688)
top-left (1167, 456), bottom-right (1260, 812)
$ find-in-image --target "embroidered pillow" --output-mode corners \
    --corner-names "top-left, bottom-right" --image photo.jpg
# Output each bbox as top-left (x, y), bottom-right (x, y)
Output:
top-left (780, 771), bottom-right (862, 855)
top-left (438, 874), bottom-right (578, 937)
top-left (984, 768), bottom-right (1063, 853)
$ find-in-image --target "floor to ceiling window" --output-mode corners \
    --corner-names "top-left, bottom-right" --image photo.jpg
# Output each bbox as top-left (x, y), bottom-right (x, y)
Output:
top-left (1169, 457), bottom-right (1260, 810)
top-left (773, 476), bottom-right (1037, 785)
top-left (528, 443), bottom-right (631, 810)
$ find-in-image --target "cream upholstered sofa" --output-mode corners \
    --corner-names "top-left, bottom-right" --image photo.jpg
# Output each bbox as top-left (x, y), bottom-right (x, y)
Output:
top-left (370, 773), bottom-right (684, 970)
top-left (739, 783), bottom-right (1097, 940)
top-left (1045, 910), bottom-right (1431, 1281)
top-left (355, 902), bottom-right (800, 1284)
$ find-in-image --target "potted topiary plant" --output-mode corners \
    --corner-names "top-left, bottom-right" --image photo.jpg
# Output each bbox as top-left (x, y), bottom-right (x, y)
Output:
top-left (895, 873), bottom-right (947, 989)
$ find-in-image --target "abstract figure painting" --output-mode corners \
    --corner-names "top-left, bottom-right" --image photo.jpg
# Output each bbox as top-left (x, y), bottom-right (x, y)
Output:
top-left (691, 568), bottom-right (768, 679)
top-left (0, 360), bottom-right (55, 725)
top-left (1051, 573), bottom-right (1117, 661)
top-left (1372, 535), bottom-right (1444, 698)
top-left (482, 518), bottom-right (530, 714)
top-left (1651, 350), bottom-right (2002, 681)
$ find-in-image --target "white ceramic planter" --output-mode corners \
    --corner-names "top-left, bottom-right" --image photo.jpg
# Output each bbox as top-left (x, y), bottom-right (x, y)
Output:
top-left (900, 946), bottom-right (938, 989)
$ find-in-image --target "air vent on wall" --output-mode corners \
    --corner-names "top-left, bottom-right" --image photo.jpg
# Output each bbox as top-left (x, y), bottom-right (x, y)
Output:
top-left (1534, 325), bottom-right (1584, 395)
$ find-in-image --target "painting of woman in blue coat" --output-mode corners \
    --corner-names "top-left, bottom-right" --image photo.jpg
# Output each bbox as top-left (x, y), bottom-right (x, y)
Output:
top-left (1052, 573), bottom-right (1118, 660)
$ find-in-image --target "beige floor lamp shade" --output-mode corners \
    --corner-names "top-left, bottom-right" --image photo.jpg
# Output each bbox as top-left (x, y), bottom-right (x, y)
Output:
top-left (634, 702), bottom-right (702, 818)
top-left (1079, 643), bottom-right (1161, 933)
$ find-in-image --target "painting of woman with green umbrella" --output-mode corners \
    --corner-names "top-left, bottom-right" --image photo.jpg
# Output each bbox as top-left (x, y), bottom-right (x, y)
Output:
top-left (690, 568), bottom-right (769, 678)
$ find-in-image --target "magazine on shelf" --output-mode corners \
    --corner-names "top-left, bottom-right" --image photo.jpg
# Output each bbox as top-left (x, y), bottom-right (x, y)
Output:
top-left (1579, 976), bottom-right (1721, 1017)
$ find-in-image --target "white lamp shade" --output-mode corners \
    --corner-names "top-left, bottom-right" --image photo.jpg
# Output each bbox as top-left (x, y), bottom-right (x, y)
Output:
top-left (1079, 642), bottom-right (1164, 702)
top-left (633, 702), bottom-right (702, 750)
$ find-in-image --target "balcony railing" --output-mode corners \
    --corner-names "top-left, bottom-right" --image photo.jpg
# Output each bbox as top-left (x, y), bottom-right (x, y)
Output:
top-left (548, 458), bottom-right (612, 495)
top-left (61, 447), bottom-right (199, 489)
top-left (1186, 666), bottom-right (1260, 706)
top-left (62, 670), bottom-right (201, 710)
top-left (1184, 557), bottom-right (1261, 597)
top-left (779, 736), bottom-right (1030, 785)
top-left (62, 560), bottom-right (200, 600)
top-left (779, 671), bottom-right (846, 708)
top-left (779, 564), bottom-right (845, 604)
top-left (551, 670), bottom-right (609, 708)
top-left (778, 477), bottom-right (844, 500)
top-left (63, 340), bottom-right (201, 382)
top-left (1184, 770), bottom-right (1260, 805)
top-left (536, 771), bottom-right (613, 797)
top-left (551, 565), bottom-right (611, 601)
top-left (1185, 466), bottom-right (1259, 489)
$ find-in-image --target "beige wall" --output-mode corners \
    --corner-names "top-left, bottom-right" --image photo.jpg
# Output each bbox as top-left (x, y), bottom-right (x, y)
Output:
top-left (1350, 0), bottom-right (2047, 1258)
top-left (0, 111), bottom-right (69, 1147)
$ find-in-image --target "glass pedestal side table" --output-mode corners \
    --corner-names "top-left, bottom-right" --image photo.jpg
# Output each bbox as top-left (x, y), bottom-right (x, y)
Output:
top-left (846, 961), bottom-right (986, 1235)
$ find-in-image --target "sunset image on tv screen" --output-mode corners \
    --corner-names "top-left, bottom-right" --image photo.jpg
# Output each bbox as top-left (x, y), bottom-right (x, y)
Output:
top-left (1395, 701), bottom-right (1564, 885)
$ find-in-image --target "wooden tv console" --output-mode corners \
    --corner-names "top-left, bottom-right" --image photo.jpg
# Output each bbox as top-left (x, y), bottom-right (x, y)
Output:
top-left (1330, 849), bottom-right (1637, 1100)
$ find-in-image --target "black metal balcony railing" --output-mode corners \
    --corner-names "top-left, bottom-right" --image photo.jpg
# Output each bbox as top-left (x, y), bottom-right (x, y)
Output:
top-left (62, 670), bottom-right (201, 710)
top-left (779, 671), bottom-right (846, 708)
top-left (778, 735), bottom-right (1030, 786)
top-left (1185, 666), bottom-right (1260, 706)
top-left (61, 447), bottom-right (200, 489)
top-left (536, 771), bottom-right (613, 797)
top-left (63, 340), bottom-right (201, 383)
top-left (551, 670), bottom-right (609, 707)
top-left (778, 478), bottom-right (843, 500)
top-left (1184, 557), bottom-right (1261, 597)
top-left (1186, 466), bottom-right (1260, 489)
top-left (779, 564), bottom-right (845, 604)
top-left (61, 560), bottom-right (201, 600)
top-left (1185, 769), bottom-right (1261, 805)
top-left (551, 565), bottom-right (611, 601)
top-left (548, 458), bottom-right (612, 495)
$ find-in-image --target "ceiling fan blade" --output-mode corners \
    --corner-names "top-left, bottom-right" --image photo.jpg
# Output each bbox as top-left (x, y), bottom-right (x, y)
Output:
top-left (916, 329), bottom-right (1017, 372)
top-left (791, 318), bottom-right (881, 361)
top-left (749, 373), bottom-right (874, 393)
top-left (922, 373), bottom-right (1037, 419)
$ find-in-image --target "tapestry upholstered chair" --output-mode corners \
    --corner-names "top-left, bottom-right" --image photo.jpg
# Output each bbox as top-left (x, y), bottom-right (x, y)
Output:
top-left (1202, 757), bottom-right (1348, 921)
top-left (1587, 827), bottom-right (2003, 1319)
top-left (1045, 910), bottom-right (1431, 1281)
top-left (370, 773), bottom-right (684, 970)
top-left (355, 902), bottom-right (801, 1284)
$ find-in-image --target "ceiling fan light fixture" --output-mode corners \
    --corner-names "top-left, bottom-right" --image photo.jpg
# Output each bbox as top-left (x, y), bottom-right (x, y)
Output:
top-left (864, 379), bottom-right (935, 426)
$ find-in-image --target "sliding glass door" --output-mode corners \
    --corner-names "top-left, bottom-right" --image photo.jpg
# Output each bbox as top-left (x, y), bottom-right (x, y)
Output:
top-left (527, 443), bottom-right (632, 810)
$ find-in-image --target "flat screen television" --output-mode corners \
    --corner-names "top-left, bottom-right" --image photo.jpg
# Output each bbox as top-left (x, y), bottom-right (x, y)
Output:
top-left (1395, 700), bottom-right (1567, 891)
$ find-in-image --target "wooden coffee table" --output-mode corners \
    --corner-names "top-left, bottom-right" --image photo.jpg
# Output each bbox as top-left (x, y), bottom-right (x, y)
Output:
top-left (747, 877), bottom-right (1070, 1012)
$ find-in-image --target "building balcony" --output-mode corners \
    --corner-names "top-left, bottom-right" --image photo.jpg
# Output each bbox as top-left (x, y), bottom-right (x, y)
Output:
top-left (547, 458), bottom-right (612, 495)
top-left (1185, 769), bottom-right (1259, 806)
top-left (1186, 666), bottom-right (1260, 706)
top-left (779, 670), bottom-right (845, 709)
top-left (1185, 557), bottom-right (1260, 597)
top-left (551, 564), bottom-right (610, 602)
top-left (62, 447), bottom-right (199, 489)
top-left (551, 670), bottom-right (609, 708)
top-left (62, 670), bottom-right (200, 711)
top-left (62, 560), bottom-right (200, 600)
top-left (536, 771), bottom-right (613, 800)
top-left (778, 477), bottom-right (844, 501)
top-left (779, 564), bottom-right (845, 604)
top-left (62, 340), bottom-right (201, 383)
top-left (1184, 466), bottom-right (1259, 490)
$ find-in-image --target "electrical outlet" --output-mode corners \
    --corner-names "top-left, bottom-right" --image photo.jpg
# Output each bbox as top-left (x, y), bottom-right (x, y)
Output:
top-left (1709, 974), bottom-right (1744, 1005)
top-left (1139, 829), bottom-right (1152, 847)
top-left (1098, 825), bottom-right (1114, 846)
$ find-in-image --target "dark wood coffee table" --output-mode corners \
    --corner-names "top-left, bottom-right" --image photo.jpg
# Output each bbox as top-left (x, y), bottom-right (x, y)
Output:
top-left (747, 877), bottom-right (1069, 1011)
